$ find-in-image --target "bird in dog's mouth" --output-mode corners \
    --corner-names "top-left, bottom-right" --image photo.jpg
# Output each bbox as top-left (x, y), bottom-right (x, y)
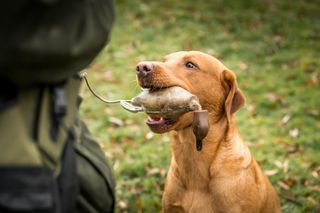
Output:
top-left (123, 86), bottom-right (202, 133)
top-left (121, 86), bottom-right (209, 151)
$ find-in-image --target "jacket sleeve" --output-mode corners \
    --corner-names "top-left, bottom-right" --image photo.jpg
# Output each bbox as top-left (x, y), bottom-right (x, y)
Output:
top-left (0, 0), bottom-right (115, 85)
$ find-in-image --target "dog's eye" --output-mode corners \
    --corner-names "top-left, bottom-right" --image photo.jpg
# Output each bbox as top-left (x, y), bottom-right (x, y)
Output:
top-left (185, 61), bottom-right (196, 69)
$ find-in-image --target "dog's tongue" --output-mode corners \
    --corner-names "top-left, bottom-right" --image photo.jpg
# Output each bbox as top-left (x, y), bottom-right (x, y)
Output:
top-left (128, 86), bottom-right (201, 119)
top-left (147, 116), bottom-right (164, 124)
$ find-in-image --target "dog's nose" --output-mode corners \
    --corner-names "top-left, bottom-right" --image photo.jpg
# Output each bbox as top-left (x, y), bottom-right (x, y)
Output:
top-left (136, 62), bottom-right (154, 77)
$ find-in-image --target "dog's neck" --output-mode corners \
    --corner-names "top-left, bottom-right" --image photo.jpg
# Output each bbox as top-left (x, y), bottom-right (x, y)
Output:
top-left (171, 114), bottom-right (252, 189)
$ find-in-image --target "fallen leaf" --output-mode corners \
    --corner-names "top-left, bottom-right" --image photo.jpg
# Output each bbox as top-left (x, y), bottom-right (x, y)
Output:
top-left (118, 200), bottom-right (128, 210)
top-left (283, 191), bottom-right (302, 205)
top-left (282, 177), bottom-right (296, 188)
top-left (308, 185), bottom-right (320, 193)
top-left (286, 144), bottom-right (300, 154)
top-left (102, 70), bottom-right (115, 82)
top-left (146, 132), bottom-right (154, 140)
top-left (130, 184), bottom-right (142, 195)
top-left (247, 140), bottom-right (266, 147)
top-left (285, 73), bottom-right (297, 80)
top-left (277, 180), bottom-right (290, 190)
top-left (162, 135), bottom-right (171, 143)
top-left (283, 160), bottom-right (289, 173)
top-left (104, 107), bottom-right (114, 115)
top-left (274, 160), bottom-right (283, 168)
top-left (128, 125), bottom-right (139, 133)
top-left (113, 159), bottom-right (120, 170)
top-left (125, 119), bottom-right (135, 125)
top-left (273, 35), bottom-right (283, 44)
top-left (239, 62), bottom-right (248, 70)
top-left (307, 196), bottom-right (318, 205)
top-left (104, 151), bottom-right (112, 159)
top-left (315, 166), bottom-right (320, 177)
top-left (281, 114), bottom-right (291, 125)
top-left (289, 128), bottom-right (299, 138)
top-left (147, 167), bottom-right (167, 177)
top-left (264, 169), bottom-right (278, 176)
top-left (109, 117), bottom-right (124, 127)
top-left (308, 73), bottom-right (318, 85)
top-left (90, 63), bottom-right (103, 72)
top-left (306, 109), bottom-right (319, 117)
top-left (265, 92), bottom-right (284, 103)
top-left (274, 160), bottom-right (289, 173)
top-left (246, 104), bottom-right (257, 116)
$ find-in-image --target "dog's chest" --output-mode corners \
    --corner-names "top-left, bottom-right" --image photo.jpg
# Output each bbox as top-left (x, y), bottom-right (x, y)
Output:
top-left (169, 157), bottom-right (216, 212)
top-left (179, 189), bottom-right (215, 213)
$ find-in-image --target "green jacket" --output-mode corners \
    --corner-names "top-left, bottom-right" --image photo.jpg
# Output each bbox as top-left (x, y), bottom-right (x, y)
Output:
top-left (0, 0), bottom-right (115, 85)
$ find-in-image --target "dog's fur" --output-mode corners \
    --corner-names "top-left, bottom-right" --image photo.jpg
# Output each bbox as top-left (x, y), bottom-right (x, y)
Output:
top-left (136, 51), bottom-right (281, 213)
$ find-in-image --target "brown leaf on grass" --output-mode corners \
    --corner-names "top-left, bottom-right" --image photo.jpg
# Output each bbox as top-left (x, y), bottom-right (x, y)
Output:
top-left (265, 92), bottom-right (284, 104)
top-left (90, 63), bottom-right (103, 72)
top-left (306, 109), bottom-right (319, 117)
top-left (147, 167), bottom-right (167, 177)
top-left (307, 196), bottom-right (318, 206)
top-left (283, 191), bottom-right (302, 206)
top-left (109, 117), bottom-right (124, 127)
top-left (162, 135), bottom-right (171, 143)
top-left (286, 144), bottom-right (300, 155)
top-left (277, 180), bottom-right (290, 190)
top-left (308, 73), bottom-right (318, 85)
top-left (127, 124), bottom-right (139, 133)
top-left (285, 73), bottom-right (296, 80)
top-left (238, 61), bottom-right (248, 70)
top-left (281, 114), bottom-right (291, 125)
top-left (246, 140), bottom-right (266, 147)
top-left (145, 132), bottom-right (154, 140)
top-left (118, 200), bottom-right (128, 210)
top-left (104, 107), bottom-right (114, 115)
top-left (125, 119), bottom-right (135, 125)
top-left (265, 92), bottom-right (285, 109)
top-left (273, 35), bottom-right (283, 44)
top-left (308, 185), bottom-right (320, 193)
top-left (289, 128), bottom-right (299, 138)
top-left (246, 104), bottom-right (257, 116)
top-left (130, 184), bottom-right (142, 195)
top-left (274, 160), bottom-right (289, 173)
top-left (102, 70), bottom-right (115, 82)
top-left (264, 169), bottom-right (278, 176)
top-left (312, 166), bottom-right (320, 178)
top-left (282, 177), bottom-right (297, 188)
top-left (113, 159), bottom-right (120, 170)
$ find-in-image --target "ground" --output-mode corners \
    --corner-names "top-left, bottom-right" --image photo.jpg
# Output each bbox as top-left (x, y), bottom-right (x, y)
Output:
top-left (80, 0), bottom-right (320, 212)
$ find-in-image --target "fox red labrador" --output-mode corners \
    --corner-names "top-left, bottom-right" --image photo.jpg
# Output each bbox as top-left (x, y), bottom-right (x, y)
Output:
top-left (135, 51), bottom-right (281, 213)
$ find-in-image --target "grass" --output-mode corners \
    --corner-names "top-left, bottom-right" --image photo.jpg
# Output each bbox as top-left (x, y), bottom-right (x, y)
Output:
top-left (80, 0), bottom-right (320, 212)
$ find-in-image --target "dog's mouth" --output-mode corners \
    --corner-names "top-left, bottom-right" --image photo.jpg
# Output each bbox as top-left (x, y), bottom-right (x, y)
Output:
top-left (134, 82), bottom-right (199, 133)
top-left (142, 85), bottom-right (170, 92)
top-left (146, 115), bottom-right (177, 133)
top-left (142, 84), bottom-right (178, 132)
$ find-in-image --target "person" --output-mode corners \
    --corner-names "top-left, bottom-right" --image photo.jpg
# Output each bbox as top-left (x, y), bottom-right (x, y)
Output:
top-left (0, 0), bottom-right (116, 212)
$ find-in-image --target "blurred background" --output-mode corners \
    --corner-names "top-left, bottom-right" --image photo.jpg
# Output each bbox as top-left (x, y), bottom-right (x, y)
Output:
top-left (80, 0), bottom-right (320, 212)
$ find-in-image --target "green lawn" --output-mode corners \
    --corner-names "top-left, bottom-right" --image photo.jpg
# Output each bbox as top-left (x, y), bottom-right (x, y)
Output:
top-left (80, 0), bottom-right (320, 212)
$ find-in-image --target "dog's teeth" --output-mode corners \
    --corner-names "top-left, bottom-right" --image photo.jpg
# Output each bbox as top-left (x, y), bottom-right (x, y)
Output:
top-left (148, 116), bottom-right (163, 122)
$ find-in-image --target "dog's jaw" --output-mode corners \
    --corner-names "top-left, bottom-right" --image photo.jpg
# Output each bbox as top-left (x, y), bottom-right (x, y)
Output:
top-left (146, 116), bottom-right (177, 133)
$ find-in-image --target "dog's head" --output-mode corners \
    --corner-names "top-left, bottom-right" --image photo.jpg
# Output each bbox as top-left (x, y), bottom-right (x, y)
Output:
top-left (136, 51), bottom-right (245, 133)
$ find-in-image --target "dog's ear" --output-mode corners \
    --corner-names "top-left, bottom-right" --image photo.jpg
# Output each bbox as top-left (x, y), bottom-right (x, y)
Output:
top-left (222, 69), bottom-right (246, 124)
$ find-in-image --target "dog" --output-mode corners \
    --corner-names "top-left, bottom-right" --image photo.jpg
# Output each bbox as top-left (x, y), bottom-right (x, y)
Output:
top-left (135, 51), bottom-right (281, 213)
